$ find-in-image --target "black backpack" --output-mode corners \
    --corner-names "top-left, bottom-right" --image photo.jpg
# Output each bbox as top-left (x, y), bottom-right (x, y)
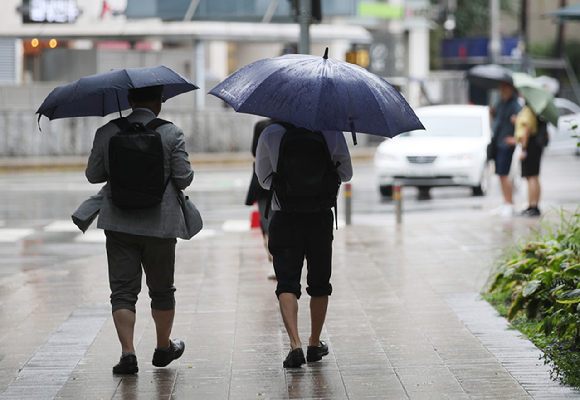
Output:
top-left (108, 117), bottom-right (171, 210)
top-left (535, 117), bottom-right (549, 148)
top-left (269, 123), bottom-right (341, 215)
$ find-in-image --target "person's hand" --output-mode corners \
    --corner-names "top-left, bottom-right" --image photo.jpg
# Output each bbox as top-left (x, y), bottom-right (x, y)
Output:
top-left (520, 150), bottom-right (527, 161)
top-left (510, 114), bottom-right (517, 124)
top-left (504, 136), bottom-right (517, 146)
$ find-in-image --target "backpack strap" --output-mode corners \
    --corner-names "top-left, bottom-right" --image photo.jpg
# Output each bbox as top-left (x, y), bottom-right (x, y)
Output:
top-left (112, 117), bottom-right (131, 132)
top-left (146, 118), bottom-right (172, 130)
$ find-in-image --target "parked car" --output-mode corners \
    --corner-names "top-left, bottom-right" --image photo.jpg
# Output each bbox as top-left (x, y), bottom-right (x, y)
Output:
top-left (548, 98), bottom-right (580, 155)
top-left (374, 104), bottom-right (492, 197)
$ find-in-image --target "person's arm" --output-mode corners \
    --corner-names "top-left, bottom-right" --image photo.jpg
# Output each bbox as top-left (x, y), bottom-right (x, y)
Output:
top-left (255, 131), bottom-right (274, 190)
top-left (519, 125), bottom-right (531, 160)
top-left (85, 129), bottom-right (108, 184)
top-left (326, 132), bottom-right (353, 183)
top-left (169, 128), bottom-right (194, 190)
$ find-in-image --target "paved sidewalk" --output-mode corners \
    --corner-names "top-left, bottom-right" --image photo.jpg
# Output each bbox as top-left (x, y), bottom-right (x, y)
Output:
top-left (1, 208), bottom-right (580, 399)
top-left (1, 150), bottom-right (580, 399)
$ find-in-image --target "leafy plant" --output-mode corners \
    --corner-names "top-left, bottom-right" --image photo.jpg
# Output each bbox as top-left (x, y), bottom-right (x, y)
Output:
top-left (487, 206), bottom-right (580, 385)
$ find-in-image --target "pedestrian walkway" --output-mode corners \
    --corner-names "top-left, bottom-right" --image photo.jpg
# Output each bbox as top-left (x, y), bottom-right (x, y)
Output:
top-left (1, 205), bottom-right (580, 399)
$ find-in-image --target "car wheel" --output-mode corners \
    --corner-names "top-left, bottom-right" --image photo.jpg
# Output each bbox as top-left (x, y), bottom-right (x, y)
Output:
top-left (418, 186), bottom-right (431, 199)
top-left (379, 185), bottom-right (393, 197)
top-left (472, 161), bottom-right (491, 196)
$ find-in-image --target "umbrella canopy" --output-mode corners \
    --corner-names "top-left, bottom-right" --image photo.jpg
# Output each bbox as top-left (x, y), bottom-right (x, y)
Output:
top-left (37, 65), bottom-right (198, 121)
top-left (512, 72), bottom-right (559, 127)
top-left (543, 2), bottom-right (580, 21)
top-left (208, 49), bottom-right (424, 143)
top-left (465, 64), bottom-right (514, 88)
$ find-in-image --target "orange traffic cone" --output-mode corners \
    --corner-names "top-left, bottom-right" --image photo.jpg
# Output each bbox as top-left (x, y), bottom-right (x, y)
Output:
top-left (250, 202), bottom-right (261, 229)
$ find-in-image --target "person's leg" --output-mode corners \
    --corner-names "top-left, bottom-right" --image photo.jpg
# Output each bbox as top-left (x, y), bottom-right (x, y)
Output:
top-left (279, 292), bottom-right (301, 350)
top-left (113, 309), bottom-right (137, 353)
top-left (304, 210), bottom-right (333, 346)
top-left (309, 295), bottom-right (328, 346)
top-left (105, 231), bottom-right (143, 355)
top-left (269, 212), bottom-right (305, 350)
top-left (495, 147), bottom-right (515, 207)
top-left (499, 175), bottom-right (513, 204)
top-left (527, 175), bottom-right (541, 207)
top-left (152, 308), bottom-right (174, 349)
top-left (141, 236), bottom-right (178, 349)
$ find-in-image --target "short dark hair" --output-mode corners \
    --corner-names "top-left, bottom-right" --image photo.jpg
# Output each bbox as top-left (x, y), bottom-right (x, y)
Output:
top-left (128, 85), bottom-right (164, 103)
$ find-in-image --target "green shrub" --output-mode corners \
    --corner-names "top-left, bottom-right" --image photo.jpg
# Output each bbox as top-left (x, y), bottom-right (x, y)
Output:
top-left (486, 206), bottom-right (580, 385)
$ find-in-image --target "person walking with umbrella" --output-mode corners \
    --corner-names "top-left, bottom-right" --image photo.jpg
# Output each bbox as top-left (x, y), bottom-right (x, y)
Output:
top-left (85, 85), bottom-right (193, 374)
top-left (255, 122), bottom-right (353, 368)
top-left (37, 66), bottom-right (200, 374)
top-left (209, 49), bottom-right (423, 368)
top-left (505, 103), bottom-right (544, 216)
top-left (503, 72), bottom-right (558, 217)
top-left (490, 80), bottom-right (522, 217)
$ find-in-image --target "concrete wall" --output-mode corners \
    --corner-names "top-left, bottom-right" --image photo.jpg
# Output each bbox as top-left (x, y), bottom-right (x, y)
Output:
top-left (0, 107), bottom-right (264, 157)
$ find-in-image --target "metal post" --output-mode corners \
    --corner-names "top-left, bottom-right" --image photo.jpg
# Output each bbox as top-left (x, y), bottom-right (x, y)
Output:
top-left (344, 183), bottom-right (352, 226)
top-left (297, 0), bottom-right (311, 54)
top-left (393, 183), bottom-right (402, 224)
top-left (194, 40), bottom-right (205, 110)
top-left (489, 0), bottom-right (501, 64)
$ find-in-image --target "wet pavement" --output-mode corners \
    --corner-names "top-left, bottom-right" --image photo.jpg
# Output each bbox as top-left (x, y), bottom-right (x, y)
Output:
top-left (0, 148), bottom-right (579, 399)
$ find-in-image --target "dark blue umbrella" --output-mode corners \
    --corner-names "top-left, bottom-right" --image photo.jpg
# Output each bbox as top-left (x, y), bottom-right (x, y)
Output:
top-left (465, 64), bottom-right (514, 88)
top-left (36, 65), bottom-right (198, 121)
top-left (209, 49), bottom-right (424, 144)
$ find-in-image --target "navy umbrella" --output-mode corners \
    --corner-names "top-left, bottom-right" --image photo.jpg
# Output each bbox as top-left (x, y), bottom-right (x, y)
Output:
top-left (37, 65), bottom-right (198, 121)
top-left (209, 49), bottom-right (424, 144)
top-left (465, 64), bottom-right (514, 88)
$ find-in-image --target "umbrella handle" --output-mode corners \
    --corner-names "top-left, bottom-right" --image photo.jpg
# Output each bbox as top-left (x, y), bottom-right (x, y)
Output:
top-left (350, 120), bottom-right (357, 146)
top-left (116, 92), bottom-right (123, 118)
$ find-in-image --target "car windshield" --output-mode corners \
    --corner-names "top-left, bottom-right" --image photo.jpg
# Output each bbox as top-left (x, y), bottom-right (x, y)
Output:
top-left (400, 116), bottom-right (483, 137)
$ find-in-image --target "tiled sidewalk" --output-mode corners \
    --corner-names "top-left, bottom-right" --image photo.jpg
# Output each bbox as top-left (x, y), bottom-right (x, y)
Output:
top-left (1, 207), bottom-right (580, 399)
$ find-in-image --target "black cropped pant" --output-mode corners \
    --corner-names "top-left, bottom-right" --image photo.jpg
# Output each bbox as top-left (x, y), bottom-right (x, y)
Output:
top-left (268, 209), bottom-right (334, 299)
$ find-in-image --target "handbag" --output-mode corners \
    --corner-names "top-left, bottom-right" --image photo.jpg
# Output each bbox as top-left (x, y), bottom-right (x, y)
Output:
top-left (487, 135), bottom-right (497, 161)
top-left (177, 191), bottom-right (203, 239)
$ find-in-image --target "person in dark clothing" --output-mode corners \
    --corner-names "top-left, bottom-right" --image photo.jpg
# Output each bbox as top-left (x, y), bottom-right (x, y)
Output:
top-left (245, 118), bottom-right (277, 278)
top-left (490, 81), bottom-right (522, 217)
top-left (85, 86), bottom-right (193, 374)
top-left (255, 123), bottom-right (352, 368)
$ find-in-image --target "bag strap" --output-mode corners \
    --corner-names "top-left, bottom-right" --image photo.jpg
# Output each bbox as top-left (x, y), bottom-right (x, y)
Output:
top-left (112, 117), bottom-right (131, 132)
top-left (146, 118), bottom-right (172, 130)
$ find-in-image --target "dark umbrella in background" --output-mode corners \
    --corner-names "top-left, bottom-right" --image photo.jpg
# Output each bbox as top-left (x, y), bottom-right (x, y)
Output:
top-left (36, 65), bottom-right (198, 123)
top-left (209, 48), bottom-right (424, 144)
top-left (465, 64), bottom-right (514, 88)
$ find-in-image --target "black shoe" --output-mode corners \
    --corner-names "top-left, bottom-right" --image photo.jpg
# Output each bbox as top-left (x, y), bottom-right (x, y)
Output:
top-left (152, 339), bottom-right (185, 367)
top-left (283, 348), bottom-right (306, 368)
top-left (307, 341), bottom-right (329, 362)
top-left (112, 354), bottom-right (138, 374)
top-left (522, 206), bottom-right (541, 217)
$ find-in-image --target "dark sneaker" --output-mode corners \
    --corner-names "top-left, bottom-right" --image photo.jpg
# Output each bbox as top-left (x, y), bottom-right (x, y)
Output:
top-left (283, 348), bottom-right (306, 368)
top-left (522, 206), bottom-right (541, 217)
top-left (307, 341), bottom-right (329, 362)
top-left (112, 354), bottom-right (138, 374)
top-left (152, 339), bottom-right (185, 367)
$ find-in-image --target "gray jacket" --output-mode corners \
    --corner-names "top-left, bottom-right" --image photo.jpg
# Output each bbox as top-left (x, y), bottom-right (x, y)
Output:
top-left (84, 108), bottom-right (194, 239)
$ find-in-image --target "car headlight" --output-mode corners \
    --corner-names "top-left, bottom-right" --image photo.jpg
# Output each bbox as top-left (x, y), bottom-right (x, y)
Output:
top-left (375, 152), bottom-right (399, 162)
top-left (447, 153), bottom-right (477, 162)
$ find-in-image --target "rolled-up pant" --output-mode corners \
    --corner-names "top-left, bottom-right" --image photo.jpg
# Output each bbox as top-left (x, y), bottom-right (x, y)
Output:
top-left (268, 209), bottom-right (334, 299)
top-left (105, 230), bottom-right (177, 313)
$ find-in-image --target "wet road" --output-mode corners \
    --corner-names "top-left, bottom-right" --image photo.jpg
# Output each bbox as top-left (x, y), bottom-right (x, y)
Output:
top-left (0, 149), bottom-right (579, 282)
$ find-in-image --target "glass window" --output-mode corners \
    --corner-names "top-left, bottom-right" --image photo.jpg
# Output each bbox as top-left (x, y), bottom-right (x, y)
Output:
top-left (401, 116), bottom-right (483, 137)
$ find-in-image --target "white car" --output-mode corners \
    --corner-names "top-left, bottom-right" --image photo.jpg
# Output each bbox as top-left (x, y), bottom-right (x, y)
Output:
top-left (374, 104), bottom-right (492, 198)
top-left (548, 98), bottom-right (580, 155)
